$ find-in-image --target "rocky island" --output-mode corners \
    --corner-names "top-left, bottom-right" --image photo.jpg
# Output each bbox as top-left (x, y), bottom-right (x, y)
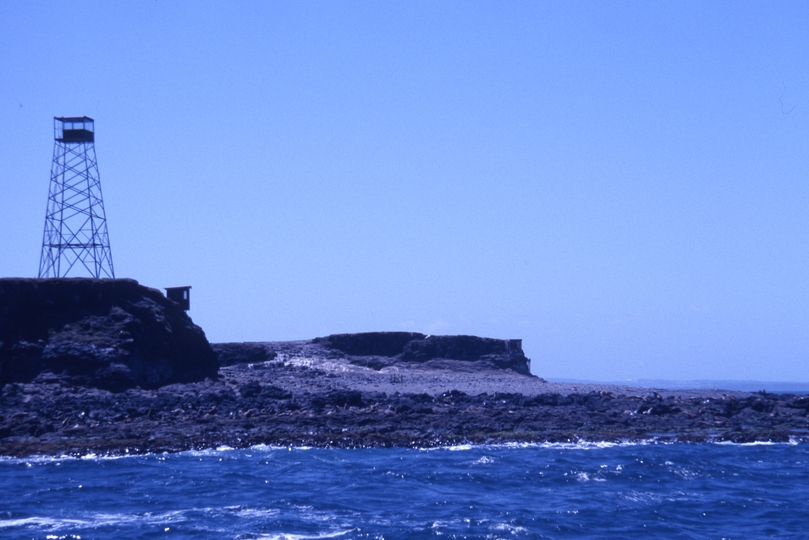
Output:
top-left (1, 278), bottom-right (808, 457)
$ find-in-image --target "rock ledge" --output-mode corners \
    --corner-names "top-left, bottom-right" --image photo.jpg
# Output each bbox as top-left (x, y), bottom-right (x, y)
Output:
top-left (214, 332), bottom-right (532, 375)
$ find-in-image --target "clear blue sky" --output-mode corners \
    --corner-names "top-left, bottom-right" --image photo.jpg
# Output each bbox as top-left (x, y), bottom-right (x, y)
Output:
top-left (1, 1), bottom-right (807, 382)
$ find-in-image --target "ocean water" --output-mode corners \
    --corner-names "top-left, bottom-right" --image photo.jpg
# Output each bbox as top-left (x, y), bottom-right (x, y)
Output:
top-left (1, 443), bottom-right (808, 539)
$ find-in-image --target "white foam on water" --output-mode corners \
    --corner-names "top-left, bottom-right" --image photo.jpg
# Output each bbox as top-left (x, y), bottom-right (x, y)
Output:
top-left (0, 452), bottom-right (143, 465)
top-left (447, 444), bottom-right (474, 451)
top-left (491, 522), bottom-right (530, 534)
top-left (251, 529), bottom-right (355, 540)
top-left (293, 507), bottom-right (343, 525)
top-left (3, 435), bottom-right (803, 469)
top-left (714, 440), bottom-right (794, 447)
top-left (182, 448), bottom-right (224, 457)
top-left (248, 443), bottom-right (292, 452)
top-left (91, 510), bottom-right (189, 526)
top-left (418, 439), bottom-right (660, 452)
top-left (182, 446), bottom-right (242, 458)
top-left (186, 444), bottom-right (324, 460)
top-left (0, 516), bottom-right (88, 530)
top-left (0, 509), bottom-right (199, 533)
top-left (223, 506), bottom-right (282, 519)
top-left (574, 471), bottom-right (590, 482)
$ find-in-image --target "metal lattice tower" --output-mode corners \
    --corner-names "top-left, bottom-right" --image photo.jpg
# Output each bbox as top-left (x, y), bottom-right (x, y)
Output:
top-left (38, 117), bottom-right (115, 278)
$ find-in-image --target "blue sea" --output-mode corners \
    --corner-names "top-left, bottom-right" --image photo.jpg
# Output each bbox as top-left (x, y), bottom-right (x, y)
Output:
top-left (1, 443), bottom-right (808, 539)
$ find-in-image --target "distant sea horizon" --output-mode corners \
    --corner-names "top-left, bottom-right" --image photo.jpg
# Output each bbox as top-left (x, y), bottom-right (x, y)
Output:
top-left (545, 377), bottom-right (809, 395)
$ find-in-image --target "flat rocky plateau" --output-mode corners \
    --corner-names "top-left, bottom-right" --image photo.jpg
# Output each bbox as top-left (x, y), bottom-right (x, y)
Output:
top-left (2, 279), bottom-right (809, 457)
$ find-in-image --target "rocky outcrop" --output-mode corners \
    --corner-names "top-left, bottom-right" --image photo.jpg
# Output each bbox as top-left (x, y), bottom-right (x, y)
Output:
top-left (316, 332), bottom-right (427, 357)
top-left (0, 278), bottom-right (218, 391)
top-left (400, 334), bottom-right (530, 374)
top-left (212, 342), bottom-right (277, 367)
top-left (313, 332), bottom-right (532, 375)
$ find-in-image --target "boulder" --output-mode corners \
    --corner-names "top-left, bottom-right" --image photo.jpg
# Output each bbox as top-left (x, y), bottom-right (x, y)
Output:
top-left (0, 278), bottom-right (218, 390)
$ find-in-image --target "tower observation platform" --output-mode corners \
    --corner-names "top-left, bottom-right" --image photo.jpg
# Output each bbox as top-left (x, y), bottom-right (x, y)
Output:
top-left (54, 116), bottom-right (95, 143)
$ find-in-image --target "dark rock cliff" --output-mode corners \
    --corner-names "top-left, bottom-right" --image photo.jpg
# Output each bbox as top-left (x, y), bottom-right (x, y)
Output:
top-left (212, 333), bottom-right (533, 375)
top-left (315, 332), bottom-right (532, 375)
top-left (0, 278), bottom-right (218, 390)
top-left (212, 342), bottom-right (277, 367)
top-left (316, 332), bottom-right (427, 358)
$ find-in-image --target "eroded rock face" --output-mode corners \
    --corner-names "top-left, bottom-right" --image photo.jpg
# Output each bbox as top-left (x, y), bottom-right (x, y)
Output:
top-left (314, 332), bottom-right (532, 375)
top-left (0, 278), bottom-right (218, 390)
top-left (402, 335), bottom-right (525, 363)
top-left (213, 342), bottom-right (277, 367)
top-left (314, 332), bottom-right (426, 357)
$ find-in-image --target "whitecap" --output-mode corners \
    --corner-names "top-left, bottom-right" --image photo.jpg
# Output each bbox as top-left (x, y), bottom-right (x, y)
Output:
top-left (418, 440), bottom-right (649, 452)
top-left (0, 509), bottom-right (201, 533)
top-left (224, 506), bottom-right (282, 519)
top-left (713, 440), bottom-right (789, 447)
top-left (248, 443), bottom-right (289, 452)
top-left (0, 452), bottom-right (141, 465)
top-left (447, 444), bottom-right (473, 451)
top-left (491, 522), bottom-right (530, 534)
top-left (93, 510), bottom-right (189, 526)
top-left (181, 444), bottom-right (325, 458)
top-left (421, 439), bottom-right (670, 452)
top-left (0, 516), bottom-right (88, 530)
top-left (249, 529), bottom-right (354, 540)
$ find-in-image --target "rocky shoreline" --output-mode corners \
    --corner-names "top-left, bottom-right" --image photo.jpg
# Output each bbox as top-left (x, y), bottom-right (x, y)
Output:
top-left (2, 337), bottom-right (809, 457)
top-left (2, 278), bottom-right (809, 457)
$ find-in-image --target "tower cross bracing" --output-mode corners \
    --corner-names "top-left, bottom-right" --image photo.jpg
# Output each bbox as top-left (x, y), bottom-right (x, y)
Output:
top-left (38, 116), bottom-right (115, 278)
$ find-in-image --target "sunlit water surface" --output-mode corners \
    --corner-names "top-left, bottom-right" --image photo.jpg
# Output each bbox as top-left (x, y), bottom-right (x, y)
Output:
top-left (1, 442), bottom-right (808, 539)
